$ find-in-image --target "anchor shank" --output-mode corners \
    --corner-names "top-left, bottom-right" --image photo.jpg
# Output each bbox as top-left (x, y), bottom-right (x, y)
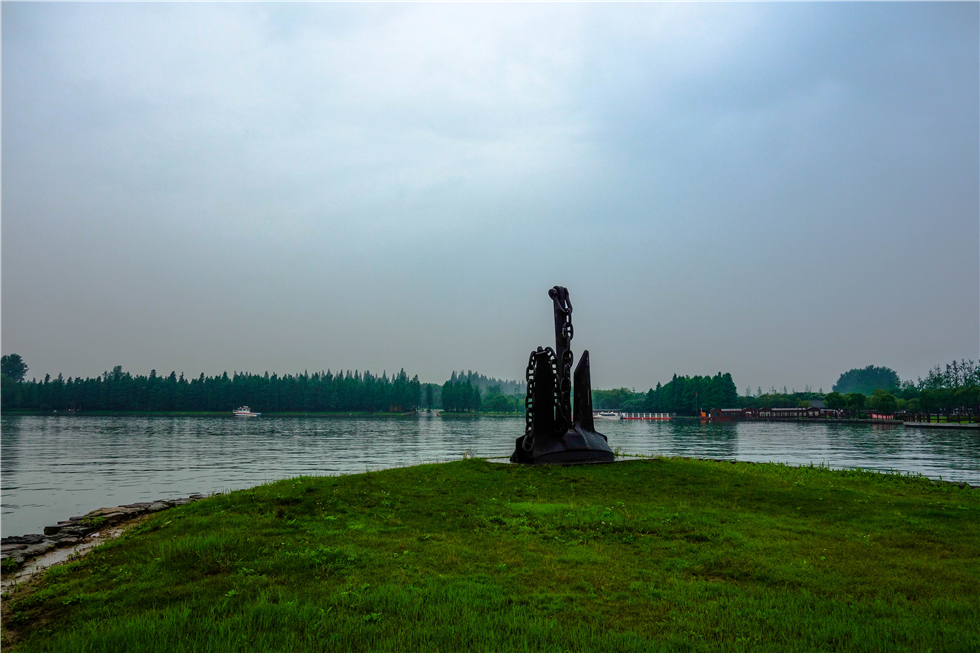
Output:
top-left (550, 286), bottom-right (571, 365)
top-left (573, 350), bottom-right (595, 432)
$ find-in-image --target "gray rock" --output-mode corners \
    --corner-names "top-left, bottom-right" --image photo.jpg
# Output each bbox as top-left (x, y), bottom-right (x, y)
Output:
top-left (59, 524), bottom-right (91, 537)
top-left (4, 493), bottom-right (204, 562)
top-left (46, 521), bottom-right (99, 537)
top-left (21, 541), bottom-right (55, 559)
top-left (1, 542), bottom-right (28, 553)
top-left (83, 506), bottom-right (135, 519)
top-left (1, 534), bottom-right (45, 545)
top-left (25, 534), bottom-right (47, 543)
top-left (50, 534), bottom-right (82, 548)
top-left (92, 511), bottom-right (131, 526)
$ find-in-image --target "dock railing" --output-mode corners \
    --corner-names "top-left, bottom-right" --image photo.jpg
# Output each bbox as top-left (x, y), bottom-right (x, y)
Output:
top-left (903, 413), bottom-right (979, 424)
top-left (620, 413), bottom-right (671, 420)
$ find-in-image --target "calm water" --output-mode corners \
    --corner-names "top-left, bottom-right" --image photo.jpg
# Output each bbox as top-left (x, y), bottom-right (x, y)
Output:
top-left (2, 415), bottom-right (978, 538)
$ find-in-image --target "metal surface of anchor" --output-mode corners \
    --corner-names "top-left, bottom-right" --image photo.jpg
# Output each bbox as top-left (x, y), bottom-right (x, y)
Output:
top-left (511, 287), bottom-right (615, 465)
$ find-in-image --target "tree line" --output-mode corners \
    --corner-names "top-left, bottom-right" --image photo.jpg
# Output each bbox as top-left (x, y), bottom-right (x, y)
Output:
top-left (740, 360), bottom-right (980, 415)
top-left (593, 372), bottom-right (739, 416)
top-left (4, 354), bottom-right (976, 416)
top-left (448, 370), bottom-right (525, 397)
top-left (821, 360), bottom-right (980, 415)
top-left (588, 359), bottom-right (980, 417)
top-left (435, 372), bottom-right (525, 413)
top-left (1, 361), bottom-right (421, 414)
top-left (440, 372), bottom-right (483, 412)
top-left (421, 371), bottom-right (525, 412)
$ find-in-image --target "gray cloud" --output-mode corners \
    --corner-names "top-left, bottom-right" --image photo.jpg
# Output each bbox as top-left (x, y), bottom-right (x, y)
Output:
top-left (3, 3), bottom-right (977, 392)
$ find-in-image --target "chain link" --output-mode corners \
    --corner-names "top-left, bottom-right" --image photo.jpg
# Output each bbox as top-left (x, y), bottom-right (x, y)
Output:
top-left (523, 287), bottom-right (576, 451)
top-left (523, 347), bottom-right (559, 451)
top-left (552, 286), bottom-right (574, 435)
top-left (555, 349), bottom-right (573, 434)
top-left (523, 350), bottom-right (537, 450)
top-left (524, 347), bottom-right (576, 446)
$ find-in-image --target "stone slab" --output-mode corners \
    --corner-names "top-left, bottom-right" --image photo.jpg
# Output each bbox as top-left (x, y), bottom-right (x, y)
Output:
top-left (4, 492), bottom-right (211, 573)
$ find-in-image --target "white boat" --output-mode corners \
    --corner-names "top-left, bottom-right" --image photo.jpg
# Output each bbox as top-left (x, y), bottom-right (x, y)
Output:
top-left (595, 411), bottom-right (619, 419)
top-left (233, 406), bottom-right (261, 417)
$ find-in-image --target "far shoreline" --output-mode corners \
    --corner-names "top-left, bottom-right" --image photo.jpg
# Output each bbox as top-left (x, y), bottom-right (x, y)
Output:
top-left (1, 411), bottom-right (923, 424)
top-left (1, 410), bottom-right (431, 418)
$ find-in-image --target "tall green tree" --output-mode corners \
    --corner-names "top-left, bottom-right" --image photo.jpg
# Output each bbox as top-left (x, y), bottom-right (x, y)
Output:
top-left (442, 379), bottom-right (456, 412)
top-left (870, 389), bottom-right (897, 414)
top-left (833, 366), bottom-right (900, 395)
top-left (1, 354), bottom-right (29, 382)
top-left (824, 392), bottom-right (845, 410)
top-left (845, 393), bottom-right (866, 414)
top-left (592, 388), bottom-right (635, 409)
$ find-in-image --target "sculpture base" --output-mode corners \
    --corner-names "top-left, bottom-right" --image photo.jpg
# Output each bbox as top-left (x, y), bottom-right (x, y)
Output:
top-left (510, 425), bottom-right (615, 465)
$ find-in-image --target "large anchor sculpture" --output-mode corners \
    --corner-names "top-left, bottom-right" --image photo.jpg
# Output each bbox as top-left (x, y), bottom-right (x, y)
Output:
top-left (511, 287), bottom-right (615, 464)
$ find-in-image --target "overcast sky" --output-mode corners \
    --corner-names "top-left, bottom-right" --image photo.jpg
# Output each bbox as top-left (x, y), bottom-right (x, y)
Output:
top-left (2, 2), bottom-right (978, 393)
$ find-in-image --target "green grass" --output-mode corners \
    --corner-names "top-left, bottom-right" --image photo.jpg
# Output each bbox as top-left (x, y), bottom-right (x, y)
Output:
top-left (2, 458), bottom-right (978, 652)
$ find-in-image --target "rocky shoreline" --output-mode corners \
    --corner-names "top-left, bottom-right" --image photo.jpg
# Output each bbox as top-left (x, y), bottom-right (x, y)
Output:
top-left (1, 494), bottom-right (207, 571)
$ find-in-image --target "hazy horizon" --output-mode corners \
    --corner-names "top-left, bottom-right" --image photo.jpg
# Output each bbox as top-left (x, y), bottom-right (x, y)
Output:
top-left (3, 3), bottom-right (978, 393)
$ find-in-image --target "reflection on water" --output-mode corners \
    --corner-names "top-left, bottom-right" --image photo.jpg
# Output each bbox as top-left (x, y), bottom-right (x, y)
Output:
top-left (2, 415), bottom-right (978, 537)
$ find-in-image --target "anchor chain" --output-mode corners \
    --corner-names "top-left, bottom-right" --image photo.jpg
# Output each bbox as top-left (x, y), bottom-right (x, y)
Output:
top-left (523, 285), bottom-right (576, 449)
top-left (552, 287), bottom-right (574, 436)
top-left (523, 346), bottom-right (558, 451)
top-left (556, 349), bottom-right (573, 434)
top-left (523, 350), bottom-right (537, 449)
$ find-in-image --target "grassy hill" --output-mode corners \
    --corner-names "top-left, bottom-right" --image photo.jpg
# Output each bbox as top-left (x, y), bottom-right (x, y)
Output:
top-left (2, 457), bottom-right (978, 652)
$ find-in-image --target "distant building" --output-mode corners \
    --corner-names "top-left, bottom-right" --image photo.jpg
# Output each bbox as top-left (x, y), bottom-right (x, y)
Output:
top-left (758, 406), bottom-right (821, 419)
top-left (709, 408), bottom-right (757, 420)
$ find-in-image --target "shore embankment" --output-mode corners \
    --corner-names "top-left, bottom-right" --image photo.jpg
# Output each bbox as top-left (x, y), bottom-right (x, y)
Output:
top-left (903, 421), bottom-right (979, 429)
top-left (1, 494), bottom-right (207, 575)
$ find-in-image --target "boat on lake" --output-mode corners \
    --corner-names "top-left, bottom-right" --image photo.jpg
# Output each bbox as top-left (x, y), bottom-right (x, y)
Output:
top-left (595, 411), bottom-right (620, 419)
top-left (233, 406), bottom-right (260, 417)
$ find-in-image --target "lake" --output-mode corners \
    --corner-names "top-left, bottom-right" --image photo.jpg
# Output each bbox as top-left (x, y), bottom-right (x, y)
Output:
top-left (2, 414), bottom-right (978, 538)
